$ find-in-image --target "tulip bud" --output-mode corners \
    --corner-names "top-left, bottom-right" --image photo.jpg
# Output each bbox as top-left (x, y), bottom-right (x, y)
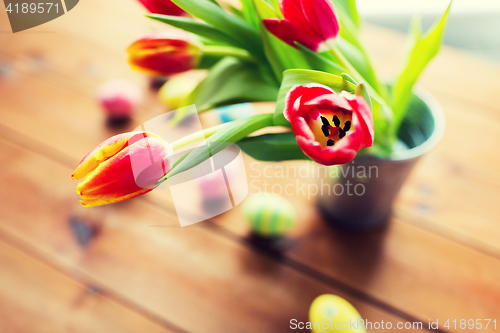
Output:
top-left (263, 0), bottom-right (340, 52)
top-left (72, 132), bottom-right (172, 207)
top-left (127, 31), bottom-right (202, 77)
top-left (137, 0), bottom-right (186, 17)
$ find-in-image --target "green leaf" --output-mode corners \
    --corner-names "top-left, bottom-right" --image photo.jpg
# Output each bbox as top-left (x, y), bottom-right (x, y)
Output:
top-left (296, 43), bottom-right (345, 76)
top-left (171, 0), bottom-right (264, 58)
top-left (391, 2), bottom-right (451, 129)
top-left (327, 2), bottom-right (384, 97)
top-left (336, 37), bottom-right (381, 93)
top-left (166, 114), bottom-right (274, 179)
top-left (240, 0), bottom-right (260, 29)
top-left (188, 57), bottom-right (279, 112)
top-left (146, 14), bottom-right (244, 48)
top-left (238, 132), bottom-right (309, 161)
top-left (354, 82), bottom-right (372, 112)
top-left (273, 69), bottom-right (358, 126)
top-left (330, 0), bottom-right (361, 29)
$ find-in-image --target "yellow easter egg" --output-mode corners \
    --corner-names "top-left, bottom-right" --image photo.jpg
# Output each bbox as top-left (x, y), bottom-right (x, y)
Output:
top-left (309, 295), bottom-right (366, 333)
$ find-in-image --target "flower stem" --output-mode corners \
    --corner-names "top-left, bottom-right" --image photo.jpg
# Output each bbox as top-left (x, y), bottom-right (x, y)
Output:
top-left (326, 41), bottom-right (364, 83)
top-left (203, 46), bottom-right (254, 62)
top-left (170, 123), bottom-right (229, 151)
top-left (326, 41), bottom-right (393, 119)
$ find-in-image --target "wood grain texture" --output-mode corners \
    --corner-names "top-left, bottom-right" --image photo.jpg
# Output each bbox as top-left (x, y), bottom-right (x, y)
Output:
top-left (0, 138), bottom-right (423, 332)
top-left (0, 235), bottom-right (176, 333)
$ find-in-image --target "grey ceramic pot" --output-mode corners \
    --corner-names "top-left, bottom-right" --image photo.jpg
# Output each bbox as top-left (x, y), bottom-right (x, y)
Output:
top-left (318, 87), bottom-right (446, 232)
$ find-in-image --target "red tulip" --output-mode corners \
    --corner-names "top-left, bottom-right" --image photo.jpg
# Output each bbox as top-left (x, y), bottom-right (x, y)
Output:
top-left (263, 0), bottom-right (340, 52)
top-left (127, 31), bottom-right (202, 77)
top-left (72, 132), bottom-right (173, 207)
top-left (284, 83), bottom-right (374, 165)
top-left (137, 0), bottom-right (186, 17)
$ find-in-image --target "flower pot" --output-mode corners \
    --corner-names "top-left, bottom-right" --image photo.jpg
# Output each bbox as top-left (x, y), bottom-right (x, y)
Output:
top-left (318, 87), bottom-right (445, 232)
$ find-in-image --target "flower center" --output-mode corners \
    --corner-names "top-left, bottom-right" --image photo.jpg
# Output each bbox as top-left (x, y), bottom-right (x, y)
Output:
top-left (309, 110), bottom-right (352, 148)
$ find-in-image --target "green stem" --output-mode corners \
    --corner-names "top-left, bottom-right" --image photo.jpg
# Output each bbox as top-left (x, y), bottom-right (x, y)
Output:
top-left (326, 41), bottom-right (396, 153)
top-left (203, 45), bottom-right (254, 62)
top-left (170, 123), bottom-right (229, 151)
top-left (326, 41), bottom-right (364, 86)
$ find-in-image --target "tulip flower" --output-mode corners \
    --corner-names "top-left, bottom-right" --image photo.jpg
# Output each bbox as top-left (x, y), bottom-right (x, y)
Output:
top-left (127, 31), bottom-right (202, 77)
top-left (137, 0), bottom-right (186, 17)
top-left (284, 83), bottom-right (374, 165)
top-left (72, 132), bottom-right (173, 207)
top-left (263, 0), bottom-right (340, 52)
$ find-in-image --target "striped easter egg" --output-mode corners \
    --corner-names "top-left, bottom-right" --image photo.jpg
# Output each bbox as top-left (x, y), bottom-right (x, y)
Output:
top-left (243, 194), bottom-right (296, 237)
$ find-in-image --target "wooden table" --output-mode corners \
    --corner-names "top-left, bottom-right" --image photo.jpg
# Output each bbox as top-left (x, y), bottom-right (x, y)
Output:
top-left (0, 1), bottom-right (499, 332)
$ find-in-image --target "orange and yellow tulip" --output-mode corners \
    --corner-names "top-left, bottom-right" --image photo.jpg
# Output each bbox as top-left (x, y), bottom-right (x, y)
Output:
top-left (72, 132), bottom-right (172, 207)
top-left (127, 31), bottom-right (202, 77)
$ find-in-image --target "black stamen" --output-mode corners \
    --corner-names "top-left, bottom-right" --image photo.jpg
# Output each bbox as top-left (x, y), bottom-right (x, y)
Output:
top-left (320, 116), bottom-right (330, 127)
top-left (344, 121), bottom-right (351, 132)
top-left (327, 140), bottom-right (335, 146)
top-left (321, 125), bottom-right (330, 137)
top-left (339, 128), bottom-right (346, 139)
top-left (332, 115), bottom-right (341, 127)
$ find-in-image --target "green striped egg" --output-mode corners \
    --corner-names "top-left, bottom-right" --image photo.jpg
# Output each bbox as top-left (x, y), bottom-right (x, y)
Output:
top-left (243, 194), bottom-right (296, 237)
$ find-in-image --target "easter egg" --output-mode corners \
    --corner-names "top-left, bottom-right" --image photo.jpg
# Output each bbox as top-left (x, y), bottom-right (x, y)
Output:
top-left (243, 194), bottom-right (296, 237)
top-left (97, 79), bottom-right (142, 120)
top-left (309, 295), bottom-right (366, 333)
top-left (216, 103), bottom-right (256, 123)
top-left (198, 172), bottom-right (229, 201)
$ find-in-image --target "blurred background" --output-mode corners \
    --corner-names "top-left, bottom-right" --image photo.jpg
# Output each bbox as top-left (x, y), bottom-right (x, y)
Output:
top-left (358, 0), bottom-right (500, 61)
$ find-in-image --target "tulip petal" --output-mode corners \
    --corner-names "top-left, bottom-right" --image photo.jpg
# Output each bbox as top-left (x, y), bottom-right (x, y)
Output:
top-left (284, 84), bottom-right (306, 121)
top-left (71, 132), bottom-right (163, 180)
top-left (263, 18), bottom-right (322, 52)
top-left (291, 116), bottom-right (315, 141)
top-left (300, 0), bottom-right (340, 42)
top-left (341, 92), bottom-right (374, 147)
top-left (284, 84), bottom-right (374, 166)
top-left (304, 93), bottom-right (352, 111)
top-left (138, 0), bottom-right (186, 16)
top-left (279, 0), bottom-right (322, 41)
top-left (284, 83), bottom-right (337, 121)
top-left (76, 136), bottom-right (171, 206)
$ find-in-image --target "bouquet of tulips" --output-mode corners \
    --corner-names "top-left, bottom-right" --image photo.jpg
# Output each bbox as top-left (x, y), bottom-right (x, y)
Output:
top-left (73, 0), bottom-right (450, 206)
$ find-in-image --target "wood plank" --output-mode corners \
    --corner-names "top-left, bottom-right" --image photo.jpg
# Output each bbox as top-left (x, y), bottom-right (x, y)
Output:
top-left (0, 235), bottom-right (176, 333)
top-left (211, 172), bottom-right (500, 331)
top-left (0, 137), bottom-right (424, 332)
